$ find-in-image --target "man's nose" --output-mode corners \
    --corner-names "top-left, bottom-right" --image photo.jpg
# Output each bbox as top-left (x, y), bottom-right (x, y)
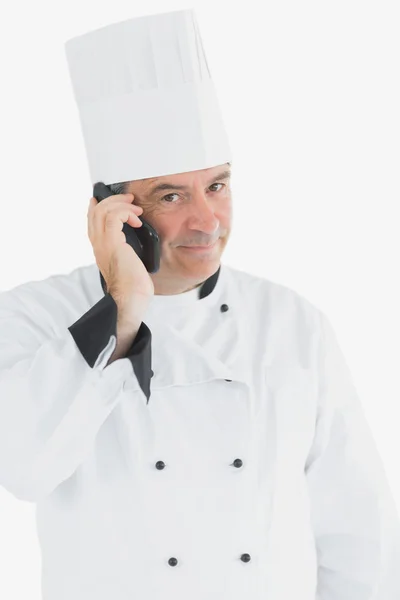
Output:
top-left (187, 191), bottom-right (219, 232)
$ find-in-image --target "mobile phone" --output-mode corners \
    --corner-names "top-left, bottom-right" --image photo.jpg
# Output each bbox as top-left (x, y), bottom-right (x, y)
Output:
top-left (93, 181), bottom-right (160, 274)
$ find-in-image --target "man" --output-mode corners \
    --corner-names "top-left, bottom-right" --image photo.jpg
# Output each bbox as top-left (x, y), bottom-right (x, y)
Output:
top-left (0, 9), bottom-right (399, 600)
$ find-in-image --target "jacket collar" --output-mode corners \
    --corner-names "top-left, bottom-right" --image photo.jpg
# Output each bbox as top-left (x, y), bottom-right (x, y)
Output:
top-left (99, 266), bottom-right (221, 299)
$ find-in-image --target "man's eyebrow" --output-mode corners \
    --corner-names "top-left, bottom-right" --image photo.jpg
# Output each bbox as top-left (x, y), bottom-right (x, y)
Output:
top-left (147, 169), bottom-right (231, 195)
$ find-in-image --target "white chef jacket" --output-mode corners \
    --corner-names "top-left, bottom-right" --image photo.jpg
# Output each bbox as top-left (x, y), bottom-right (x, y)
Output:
top-left (0, 261), bottom-right (399, 600)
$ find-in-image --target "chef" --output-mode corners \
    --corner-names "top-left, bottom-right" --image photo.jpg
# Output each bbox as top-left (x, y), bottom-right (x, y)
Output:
top-left (0, 8), bottom-right (399, 600)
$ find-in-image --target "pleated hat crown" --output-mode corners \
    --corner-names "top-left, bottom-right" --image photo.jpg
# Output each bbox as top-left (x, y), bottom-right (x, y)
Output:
top-left (64, 9), bottom-right (232, 185)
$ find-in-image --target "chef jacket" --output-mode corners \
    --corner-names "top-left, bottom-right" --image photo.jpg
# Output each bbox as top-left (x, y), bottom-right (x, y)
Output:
top-left (0, 261), bottom-right (399, 600)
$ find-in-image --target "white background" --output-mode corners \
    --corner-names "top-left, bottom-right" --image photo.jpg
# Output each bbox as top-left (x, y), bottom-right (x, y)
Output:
top-left (0, 0), bottom-right (399, 597)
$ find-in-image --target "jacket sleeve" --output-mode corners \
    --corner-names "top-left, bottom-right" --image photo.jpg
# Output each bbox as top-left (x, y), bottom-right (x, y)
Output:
top-left (68, 291), bottom-right (152, 394)
top-left (304, 311), bottom-right (400, 599)
top-left (0, 290), bottom-right (152, 504)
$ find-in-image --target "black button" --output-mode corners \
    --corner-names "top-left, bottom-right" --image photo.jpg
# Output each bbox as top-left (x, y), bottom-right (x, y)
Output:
top-left (168, 557), bottom-right (178, 566)
top-left (233, 458), bottom-right (243, 468)
top-left (155, 461), bottom-right (165, 470)
top-left (225, 379), bottom-right (232, 382)
top-left (220, 303), bottom-right (229, 312)
top-left (240, 553), bottom-right (251, 563)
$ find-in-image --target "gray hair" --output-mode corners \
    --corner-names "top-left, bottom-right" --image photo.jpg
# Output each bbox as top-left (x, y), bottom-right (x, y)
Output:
top-left (107, 181), bottom-right (129, 196)
top-left (107, 162), bottom-right (231, 195)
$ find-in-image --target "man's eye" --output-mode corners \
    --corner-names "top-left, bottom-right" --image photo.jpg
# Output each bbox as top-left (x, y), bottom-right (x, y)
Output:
top-left (161, 193), bottom-right (179, 203)
top-left (161, 183), bottom-right (224, 203)
top-left (209, 183), bottom-right (224, 192)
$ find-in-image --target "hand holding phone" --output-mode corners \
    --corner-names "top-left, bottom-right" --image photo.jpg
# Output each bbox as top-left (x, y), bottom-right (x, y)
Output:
top-left (93, 182), bottom-right (160, 274)
top-left (88, 182), bottom-right (159, 306)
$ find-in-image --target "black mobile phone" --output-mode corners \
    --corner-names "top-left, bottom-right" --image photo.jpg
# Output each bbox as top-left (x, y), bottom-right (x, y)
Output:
top-left (93, 181), bottom-right (160, 274)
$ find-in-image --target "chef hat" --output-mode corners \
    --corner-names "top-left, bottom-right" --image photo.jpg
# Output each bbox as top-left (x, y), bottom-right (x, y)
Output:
top-left (64, 8), bottom-right (232, 186)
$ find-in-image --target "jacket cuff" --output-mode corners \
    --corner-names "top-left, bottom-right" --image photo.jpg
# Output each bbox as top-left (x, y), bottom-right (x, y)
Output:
top-left (68, 292), bottom-right (152, 403)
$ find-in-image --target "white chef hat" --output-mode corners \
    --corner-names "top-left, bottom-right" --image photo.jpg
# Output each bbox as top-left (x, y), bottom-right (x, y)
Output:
top-left (64, 8), bottom-right (232, 186)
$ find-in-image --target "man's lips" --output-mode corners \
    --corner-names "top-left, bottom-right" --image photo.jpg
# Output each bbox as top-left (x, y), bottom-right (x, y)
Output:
top-left (184, 244), bottom-right (213, 248)
top-left (181, 238), bottom-right (219, 247)
top-left (179, 240), bottom-right (219, 251)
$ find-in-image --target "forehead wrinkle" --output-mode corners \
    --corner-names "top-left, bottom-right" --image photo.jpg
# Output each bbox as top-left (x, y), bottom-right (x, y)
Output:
top-left (138, 176), bottom-right (159, 198)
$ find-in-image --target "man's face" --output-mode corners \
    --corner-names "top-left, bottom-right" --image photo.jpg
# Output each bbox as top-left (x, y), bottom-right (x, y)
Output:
top-left (125, 162), bottom-right (232, 294)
